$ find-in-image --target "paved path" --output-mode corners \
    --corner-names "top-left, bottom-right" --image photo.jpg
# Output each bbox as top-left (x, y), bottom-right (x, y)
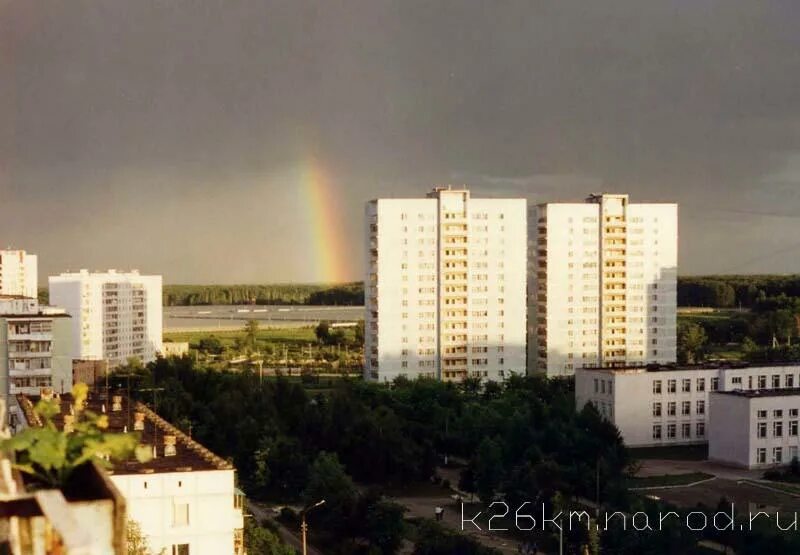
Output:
top-left (248, 501), bottom-right (322, 555)
top-left (636, 459), bottom-right (763, 481)
top-left (393, 494), bottom-right (523, 554)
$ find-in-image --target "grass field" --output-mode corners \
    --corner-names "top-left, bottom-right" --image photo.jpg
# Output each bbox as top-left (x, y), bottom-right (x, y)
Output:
top-left (630, 444), bottom-right (708, 461)
top-left (164, 326), bottom-right (317, 347)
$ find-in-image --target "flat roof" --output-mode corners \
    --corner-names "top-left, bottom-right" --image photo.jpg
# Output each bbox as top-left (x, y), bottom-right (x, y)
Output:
top-left (17, 393), bottom-right (232, 475)
top-left (578, 361), bottom-right (800, 374)
top-left (713, 388), bottom-right (800, 399)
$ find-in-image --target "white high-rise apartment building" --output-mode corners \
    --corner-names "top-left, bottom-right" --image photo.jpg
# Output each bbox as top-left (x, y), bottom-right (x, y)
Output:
top-left (365, 187), bottom-right (527, 383)
top-left (0, 249), bottom-right (38, 298)
top-left (49, 270), bottom-right (163, 367)
top-left (529, 193), bottom-right (678, 377)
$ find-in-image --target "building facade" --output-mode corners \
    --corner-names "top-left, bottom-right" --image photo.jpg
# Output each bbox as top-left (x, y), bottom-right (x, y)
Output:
top-left (529, 194), bottom-right (678, 377)
top-left (17, 393), bottom-right (245, 555)
top-left (575, 363), bottom-right (800, 448)
top-left (709, 389), bottom-right (800, 469)
top-left (0, 297), bottom-right (72, 424)
top-left (365, 187), bottom-right (527, 382)
top-left (0, 249), bottom-right (38, 299)
top-left (49, 270), bottom-right (163, 367)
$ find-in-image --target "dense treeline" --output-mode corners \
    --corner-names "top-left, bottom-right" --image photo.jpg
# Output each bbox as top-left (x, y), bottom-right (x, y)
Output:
top-left (162, 282), bottom-right (364, 306)
top-left (678, 275), bottom-right (800, 308)
top-left (115, 357), bottom-right (800, 554)
top-left (119, 358), bottom-right (630, 553)
top-left (43, 275), bottom-right (800, 309)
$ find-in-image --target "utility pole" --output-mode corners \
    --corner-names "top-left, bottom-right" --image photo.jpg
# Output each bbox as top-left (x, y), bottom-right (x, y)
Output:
top-left (301, 500), bottom-right (326, 555)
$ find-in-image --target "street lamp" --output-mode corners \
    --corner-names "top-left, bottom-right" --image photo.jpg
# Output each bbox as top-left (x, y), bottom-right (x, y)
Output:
top-left (300, 499), bottom-right (326, 555)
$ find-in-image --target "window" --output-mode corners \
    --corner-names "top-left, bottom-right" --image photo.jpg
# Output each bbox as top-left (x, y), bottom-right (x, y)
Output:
top-left (682, 401), bottom-right (691, 416)
top-left (711, 377), bottom-right (719, 391)
top-left (652, 402), bottom-right (662, 417)
top-left (697, 378), bottom-right (705, 392)
top-left (774, 447), bottom-right (783, 464)
top-left (682, 379), bottom-right (691, 393)
top-left (791, 420), bottom-right (798, 437)
top-left (652, 425), bottom-right (662, 440)
top-left (668, 402), bottom-right (676, 416)
top-left (172, 503), bottom-right (189, 527)
top-left (757, 448), bottom-right (767, 464)
top-left (681, 423), bottom-right (691, 438)
top-left (774, 421), bottom-right (784, 438)
top-left (172, 545), bottom-right (189, 555)
top-left (667, 424), bottom-right (676, 439)
top-left (652, 380), bottom-right (662, 394)
top-left (757, 410), bottom-right (767, 419)
top-left (667, 380), bottom-right (676, 394)
top-left (731, 377), bottom-right (742, 386)
top-left (787, 375), bottom-right (795, 388)
top-left (775, 410), bottom-right (784, 418)
top-left (758, 375), bottom-right (766, 389)
top-left (773, 375), bottom-right (781, 388)
top-left (696, 400), bottom-right (705, 415)
top-left (696, 422), bottom-right (705, 438)
top-left (758, 422), bottom-right (767, 438)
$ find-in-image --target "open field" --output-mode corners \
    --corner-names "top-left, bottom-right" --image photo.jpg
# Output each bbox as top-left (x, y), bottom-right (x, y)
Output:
top-left (164, 325), bottom-right (317, 346)
top-left (630, 445), bottom-right (709, 461)
top-left (644, 478), bottom-right (800, 513)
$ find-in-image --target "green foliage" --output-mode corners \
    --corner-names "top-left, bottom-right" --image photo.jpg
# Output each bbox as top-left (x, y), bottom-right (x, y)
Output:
top-left (243, 519), bottom-right (293, 555)
top-left (411, 519), bottom-right (500, 554)
top-left (127, 520), bottom-right (161, 555)
top-left (678, 275), bottom-right (800, 308)
top-left (163, 283), bottom-right (364, 306)
top-left (474, 437), bottom-right (503, 504)
top-left (303, 452), bottom-right (357, 524)
top-left (1, 383), bottom-right (148, 488)
top-left (244, 319), bottom-right (260, 352)
top-left (677, 321), bottom-right (708, 364)
top-left (360, 493), bottom-right (407, 554)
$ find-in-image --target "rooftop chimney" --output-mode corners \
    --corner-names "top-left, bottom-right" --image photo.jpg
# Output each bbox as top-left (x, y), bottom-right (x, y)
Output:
top-left (164, 435), bottom-right (177, 457)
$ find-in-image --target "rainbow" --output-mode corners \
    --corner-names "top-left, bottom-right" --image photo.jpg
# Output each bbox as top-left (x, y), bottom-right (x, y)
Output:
top-left (301, 156), bottom-right (351, 283)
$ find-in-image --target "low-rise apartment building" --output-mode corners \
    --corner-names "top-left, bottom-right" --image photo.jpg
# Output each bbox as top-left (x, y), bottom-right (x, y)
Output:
top-left (0, 296), bottom-right (72, 430)
top-left (17, 391), bottom-right (245, 555)
top-left (709, 389), bottom-right (800, 469)
top-left (576, 362), bottom-right (800, 448)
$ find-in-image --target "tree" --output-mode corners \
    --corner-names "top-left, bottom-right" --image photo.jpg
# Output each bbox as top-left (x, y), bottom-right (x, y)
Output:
top-left (243, 519), bottom-right (294, 555)
top-left (361, 496), bottom-right (407, 554)
top-left (244, 319), bottom-right (260, 351)
top-left (127, 520), bottom-right (161, 555)
top-left (315, 321), bottom-right (331, 344)
top-left (303, 452), bottom-right (357, 526)
top-left (677, 321), bottom-right (708, 364)
top-left (474, 437), bottom-right (503, 505)
top-left (197, 336), bottom-right (224, 355)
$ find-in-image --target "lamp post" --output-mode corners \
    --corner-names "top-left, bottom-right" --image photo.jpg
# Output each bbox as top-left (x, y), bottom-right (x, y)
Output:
top-left (300, 499), bottom-right (326, 555)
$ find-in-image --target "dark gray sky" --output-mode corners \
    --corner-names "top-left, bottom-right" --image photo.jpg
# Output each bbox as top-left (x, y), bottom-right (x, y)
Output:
top-left (2, 1), bottom-right (799, 284)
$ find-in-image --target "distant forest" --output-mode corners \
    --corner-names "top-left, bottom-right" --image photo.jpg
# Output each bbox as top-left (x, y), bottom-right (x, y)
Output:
top-left (677, 275), bottom-right (800, 308)
top-left (162, 282), bottom-right (364, 306)
top-left (37, 275), bottom-right (800, 308)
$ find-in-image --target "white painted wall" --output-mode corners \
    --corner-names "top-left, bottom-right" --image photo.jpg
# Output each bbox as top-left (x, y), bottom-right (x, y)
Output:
top-left (365, 189), bottom-right (527, 382)
top-left (111, 469), bottom-right (243, 555)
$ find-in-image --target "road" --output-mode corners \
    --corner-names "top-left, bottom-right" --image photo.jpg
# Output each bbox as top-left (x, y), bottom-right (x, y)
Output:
top-left (248, 501), bottom-right (322, 555)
